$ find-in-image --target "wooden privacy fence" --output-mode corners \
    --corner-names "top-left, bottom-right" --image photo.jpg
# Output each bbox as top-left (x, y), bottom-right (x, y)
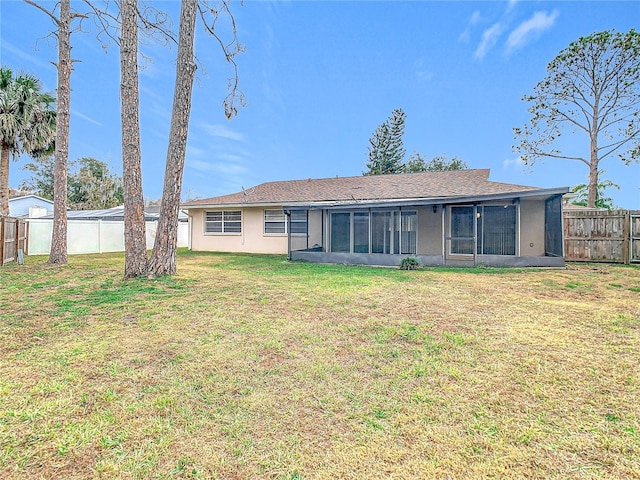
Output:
top-left (1, 216), bottom-right (28, 265)
top-left (564, 209), bottom-right (640, 264)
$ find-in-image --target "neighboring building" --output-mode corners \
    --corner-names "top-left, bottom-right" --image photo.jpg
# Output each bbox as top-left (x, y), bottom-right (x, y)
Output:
top-left (182, 169), bottom-right (569, 267)
top-left (26, 206), bottom-right (189, 255)
top-left (8, 195), bottom-right (54, 218)
top-left (38, 205), bottom-right (188, 222)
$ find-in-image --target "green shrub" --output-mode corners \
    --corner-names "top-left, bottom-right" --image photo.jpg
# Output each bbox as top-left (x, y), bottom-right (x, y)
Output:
top-left (399, 256), bottom-right (420, 270)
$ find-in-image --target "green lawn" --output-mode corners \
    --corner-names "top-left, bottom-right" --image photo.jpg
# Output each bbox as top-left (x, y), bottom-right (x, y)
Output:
top-left (1, 251), bottom-right (639, 479)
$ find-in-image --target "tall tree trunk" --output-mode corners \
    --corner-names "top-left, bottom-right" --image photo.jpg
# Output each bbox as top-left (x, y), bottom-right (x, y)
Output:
top-left (588, 118), bottom-right (599, 209)
top-left (48, 0), bottom-right (71, 265)
top-left (0, 144), bottom-right (10, 216)
top-left (148, 0), bottom-right (198, 276)
top-left (120, 0), bottom-right (148, 278)
top-left (588, 160), bottom-right (599, 208)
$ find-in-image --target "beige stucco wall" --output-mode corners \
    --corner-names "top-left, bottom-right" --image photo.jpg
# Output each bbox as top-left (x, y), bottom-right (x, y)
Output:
top-left (306, 210), bottom-right (324, 249)
top-left (189, 207), bottom-right (289, 254)
top-left (519, 199), bottom-right (546, 256)
top-left (416, 206), bottom-right (443, 255)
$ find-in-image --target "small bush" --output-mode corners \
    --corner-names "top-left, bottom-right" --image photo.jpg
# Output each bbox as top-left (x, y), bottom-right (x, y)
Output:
top-left (399, 256), bottom-right (420, 270)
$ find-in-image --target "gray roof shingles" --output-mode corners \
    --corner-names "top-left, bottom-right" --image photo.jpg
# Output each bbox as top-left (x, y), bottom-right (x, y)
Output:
top-left (182, 169), bottom-right (549, 208)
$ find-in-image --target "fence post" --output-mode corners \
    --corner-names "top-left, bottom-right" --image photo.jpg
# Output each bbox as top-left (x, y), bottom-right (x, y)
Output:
top-left (22, 220), bottom-right (28, 256)
top-left (624, 211), bottom-right (631, 265)
top-left (0, 217), bottom-right (4, 265)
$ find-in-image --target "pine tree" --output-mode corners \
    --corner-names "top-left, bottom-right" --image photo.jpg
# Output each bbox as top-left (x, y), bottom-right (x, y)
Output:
top-left (364, 108), bottom-right (406, 175)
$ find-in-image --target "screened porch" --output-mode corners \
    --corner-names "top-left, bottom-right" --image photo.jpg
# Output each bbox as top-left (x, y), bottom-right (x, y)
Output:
top-left (287, 194), bottom-right (565, 268)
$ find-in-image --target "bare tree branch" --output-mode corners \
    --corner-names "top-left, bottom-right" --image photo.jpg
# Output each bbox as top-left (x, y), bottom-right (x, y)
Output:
top-left (24, 0), bottom-right (59, 25)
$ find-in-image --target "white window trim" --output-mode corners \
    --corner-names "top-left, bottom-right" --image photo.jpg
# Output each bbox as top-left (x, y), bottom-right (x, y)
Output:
top-left (264, 209), bottom-right (287, 236)
top-left (204, 210), bottom-right (242, 235)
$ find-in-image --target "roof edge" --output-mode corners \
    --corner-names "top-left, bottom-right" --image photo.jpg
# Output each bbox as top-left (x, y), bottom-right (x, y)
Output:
top-left (182, 187), bottom-right (570, 211)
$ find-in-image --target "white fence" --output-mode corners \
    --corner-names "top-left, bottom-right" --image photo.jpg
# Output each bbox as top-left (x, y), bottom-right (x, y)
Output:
top-left (26, 219), bottom-right (189, 256)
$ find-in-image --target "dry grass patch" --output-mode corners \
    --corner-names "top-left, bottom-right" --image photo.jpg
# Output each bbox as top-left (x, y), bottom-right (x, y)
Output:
top-left (1, 252), bottom-right (639, 479)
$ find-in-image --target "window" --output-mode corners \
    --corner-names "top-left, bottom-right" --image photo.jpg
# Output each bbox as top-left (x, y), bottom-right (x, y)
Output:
top-left (477, 206), bottom-right (516, 255)
top-left (264, 209), bottom-right (308, 235)
top-left (205, 210), bottom-right (242, 234)
top-left (290, 210), bottom-right (308, 234)
top-left (264, 209), bottom-right (286, 234)
top-left (331, 210), bottom-right (417, 254)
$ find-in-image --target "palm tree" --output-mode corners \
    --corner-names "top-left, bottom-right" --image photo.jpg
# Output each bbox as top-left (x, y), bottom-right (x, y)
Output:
top-left (0, 67), bottom-right (56, 216)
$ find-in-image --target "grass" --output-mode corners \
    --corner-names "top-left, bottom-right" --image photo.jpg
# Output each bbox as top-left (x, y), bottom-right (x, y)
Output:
top-left (1, 251), bottom-right (639, 479)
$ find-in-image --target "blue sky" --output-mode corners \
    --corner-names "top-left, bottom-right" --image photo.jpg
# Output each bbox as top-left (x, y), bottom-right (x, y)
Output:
top-left (1, 0), bottom-right (639, 208)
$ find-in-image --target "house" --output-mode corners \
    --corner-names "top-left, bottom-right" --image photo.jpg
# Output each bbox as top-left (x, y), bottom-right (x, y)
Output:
top-left (181, 169), bottom-right (569, 267)
top-left (8, 195), bottom-right (54, 218)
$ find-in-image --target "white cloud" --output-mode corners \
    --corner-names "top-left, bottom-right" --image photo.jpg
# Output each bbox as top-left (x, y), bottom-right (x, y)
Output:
top-left (187, 145), bottom-right (207, 158)
top-left (459, 10), bottom-right (483, 43)
top-left (188, 158), bottom-right (248, 175)
top-left (199, 123), bottom-right (245, 141)
top-left (188, 159), bottom-right (215, 172)
top-left (2, 40), bottom-right (55, 72)
top-left (217, 152), bottom-right (246, 163)
top-left (474, 22), bottom-right (503, 60)
top-left (507, 10), bottom-right (559, 53)
top-left (503, 156), bottom-right (526, 169)
top-left (71, 109), bottom-right (103, 126)
top-left (413, 59), bottom-right (433, 82)
top-left (214, 163), bottom-right (249, 175)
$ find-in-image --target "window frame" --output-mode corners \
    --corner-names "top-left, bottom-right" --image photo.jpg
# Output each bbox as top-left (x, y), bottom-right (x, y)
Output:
top-left (204, 210), bottom-right (242, 235)
top-left (263, 209), bottom-right (308, 236)
top-left (289, 210), bottom-right (308, 235)
top-left (264, 209), bottom-right (287, 235)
